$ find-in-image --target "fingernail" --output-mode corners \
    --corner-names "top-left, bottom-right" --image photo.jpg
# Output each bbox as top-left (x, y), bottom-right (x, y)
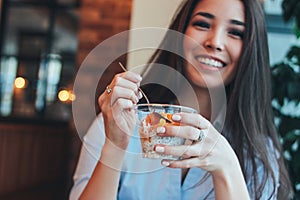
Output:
top-left (138, 91), bottom-right (143, 99)
top-left (137, 74), bottom-right (142, 81)
top-left (172, 114), bottom-right (181, 121)
top-left (156, 126), bottom-right (165, 134)
top-left (134, 95), bottom-right (139, 103)
top-left (155, 146), bottom-right (165, 153)
top-left (162, 161), bottom-right (170, 166)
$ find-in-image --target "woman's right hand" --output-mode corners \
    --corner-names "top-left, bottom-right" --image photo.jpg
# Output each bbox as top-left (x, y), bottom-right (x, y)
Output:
top-left (98, 71), bottom-right (142, 150)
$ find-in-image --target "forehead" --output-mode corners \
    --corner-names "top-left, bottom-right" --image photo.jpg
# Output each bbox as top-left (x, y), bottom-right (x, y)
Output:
top-left (192, 0), bottom-right (245, 22)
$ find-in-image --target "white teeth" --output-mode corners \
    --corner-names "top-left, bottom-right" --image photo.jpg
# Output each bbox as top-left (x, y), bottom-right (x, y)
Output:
top-left (197, 57), bottom-right (224, 68)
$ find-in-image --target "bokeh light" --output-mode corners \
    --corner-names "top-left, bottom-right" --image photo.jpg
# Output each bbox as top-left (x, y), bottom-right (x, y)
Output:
top-left (14, 77), bottom-right (27, 89)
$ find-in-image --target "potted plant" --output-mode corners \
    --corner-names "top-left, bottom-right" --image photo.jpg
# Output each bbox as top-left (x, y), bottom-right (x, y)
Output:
top-left (271, 0), bottom-right (300, 198)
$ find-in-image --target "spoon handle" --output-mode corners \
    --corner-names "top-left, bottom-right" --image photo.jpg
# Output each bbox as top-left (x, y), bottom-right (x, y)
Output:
top-left (118, 62), bottom-right (150, 104)
top-left (118, 62), bottom-right (175, 124)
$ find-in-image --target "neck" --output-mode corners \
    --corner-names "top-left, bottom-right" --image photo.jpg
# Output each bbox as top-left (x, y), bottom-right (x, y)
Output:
top-left (195, 87), bottom-right (212, 120)
top-left (177, 84), bottom-right (226, 122)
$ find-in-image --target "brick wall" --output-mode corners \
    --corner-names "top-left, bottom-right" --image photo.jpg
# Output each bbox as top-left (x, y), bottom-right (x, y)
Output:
top-left (78, 0), bottom-right (132, 64)
top-left (73, 0), bottom-right (133, 143)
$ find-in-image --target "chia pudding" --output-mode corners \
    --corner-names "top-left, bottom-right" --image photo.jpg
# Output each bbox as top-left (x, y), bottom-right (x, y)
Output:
top-left (138, 112), bottom-right (185, 159)
top-left (136, 104), bottom-right (197, 159)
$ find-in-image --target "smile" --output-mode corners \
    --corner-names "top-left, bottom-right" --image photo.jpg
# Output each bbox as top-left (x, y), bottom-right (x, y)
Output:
top-left (196, 57), bottom-right (225, 68)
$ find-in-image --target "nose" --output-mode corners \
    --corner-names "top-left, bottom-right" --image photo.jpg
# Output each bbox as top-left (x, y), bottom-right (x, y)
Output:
top-left (204, 30), bottom-right (224, 51)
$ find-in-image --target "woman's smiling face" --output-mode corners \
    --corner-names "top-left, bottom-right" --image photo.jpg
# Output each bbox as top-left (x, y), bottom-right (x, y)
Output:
top-left (183, 0), bottom-right (245, 88)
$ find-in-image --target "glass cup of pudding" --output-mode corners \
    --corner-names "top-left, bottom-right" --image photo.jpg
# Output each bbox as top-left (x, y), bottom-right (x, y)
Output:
top-left (135, 104), bottom-right (197, 160)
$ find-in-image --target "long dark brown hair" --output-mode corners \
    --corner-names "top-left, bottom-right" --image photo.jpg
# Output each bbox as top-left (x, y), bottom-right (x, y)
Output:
top-left (141, 0), bottom-right (293, 199)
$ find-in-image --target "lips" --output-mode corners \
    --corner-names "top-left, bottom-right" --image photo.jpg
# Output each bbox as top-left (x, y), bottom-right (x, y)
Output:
top-left (196, 56), bottom-right (226, 68)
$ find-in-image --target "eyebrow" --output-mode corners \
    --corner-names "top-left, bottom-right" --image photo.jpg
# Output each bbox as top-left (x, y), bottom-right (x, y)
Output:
top-left (230, 19), bottom-right (245, 26)
top-left (193, 12), bottom-right (245, 27)
top-left (193, 12), bottom-right (214, 19)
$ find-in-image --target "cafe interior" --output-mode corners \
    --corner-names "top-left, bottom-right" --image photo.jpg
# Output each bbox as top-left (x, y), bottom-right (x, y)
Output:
top-left (0, 0), bottom-right (298, 199)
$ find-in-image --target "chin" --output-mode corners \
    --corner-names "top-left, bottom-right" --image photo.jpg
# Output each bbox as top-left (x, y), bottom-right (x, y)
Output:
top-left (186, 70), bottom-right (227, 89)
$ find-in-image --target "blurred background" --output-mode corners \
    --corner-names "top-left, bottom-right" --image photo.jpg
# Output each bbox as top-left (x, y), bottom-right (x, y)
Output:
top-left (0, 0), bottom-right (299, 199)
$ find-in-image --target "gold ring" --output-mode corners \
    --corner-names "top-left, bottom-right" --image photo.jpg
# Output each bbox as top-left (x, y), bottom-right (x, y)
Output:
top-left (106, 86), bottom-right (112, 94)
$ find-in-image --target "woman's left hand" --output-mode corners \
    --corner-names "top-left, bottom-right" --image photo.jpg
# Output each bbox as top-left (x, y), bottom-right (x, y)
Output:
top-left (154, 112), bottom-right (239, 176)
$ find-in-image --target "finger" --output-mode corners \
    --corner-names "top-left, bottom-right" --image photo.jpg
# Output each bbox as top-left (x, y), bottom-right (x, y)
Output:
top-left (112, 98), bottom-right (135, 111)
top-left (98, 89), bottom-right (112, 112)
top-left (98, 87), bottom-right (135, 111)
top-left (113, 71), bottom-right (142, 85)
top-left (113, 74), bottom-right (141, 93)
top-left (171, 113), bottom-right (211, 129)
top-left (161, 157), bottom-right (208, 169)
top-left (156, 125), bottom-right (201, 141)
top-left (110, 86), bottom-right (140, 105)
top-left (111, 99), bottom-right (136, 122)
top-left (98, 72), bottom-right (142, 110)
top-left (154, 143), bottom-right (200, 158)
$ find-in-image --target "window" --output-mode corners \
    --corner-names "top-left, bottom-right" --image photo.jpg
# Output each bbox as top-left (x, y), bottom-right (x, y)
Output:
top-left (0, 0), bottom-right (80, 120)
top-left (263, 0), bottom-right (296, 65)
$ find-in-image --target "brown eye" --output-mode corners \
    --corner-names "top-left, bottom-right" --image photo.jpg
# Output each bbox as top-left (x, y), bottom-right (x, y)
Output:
top-left (192, 21), bottom-right (210, 29)
top-left (228, 29), bottom-right (244, 39)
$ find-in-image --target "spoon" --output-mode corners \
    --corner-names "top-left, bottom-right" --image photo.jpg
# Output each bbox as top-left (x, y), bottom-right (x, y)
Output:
top-left (118, 62), bottom-right (172, 124)
top-left (152, 112), bottom-right (172, 124)
top-left (118, 62), bottom-right (150, 104)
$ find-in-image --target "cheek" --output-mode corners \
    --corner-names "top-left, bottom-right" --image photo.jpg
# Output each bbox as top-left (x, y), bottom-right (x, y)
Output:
top-left (229, 42), bottom-right (243, 64)
top-left (222, 47), bottom-right (242, 85)
top-left (183, 32), bottom-right (206, 56)
top-left (183, 36), bottom-right (194, 56)
top-left (182, 38), bottom-right (188, 57)
top-left (182, 38), bottom-right (195, 65)
top-left (222, 68), bottom-right (237, 86)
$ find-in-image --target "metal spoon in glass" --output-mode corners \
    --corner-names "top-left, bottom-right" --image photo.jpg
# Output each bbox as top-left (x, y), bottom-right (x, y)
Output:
top-left (118, 62), bottom-right (172, 123)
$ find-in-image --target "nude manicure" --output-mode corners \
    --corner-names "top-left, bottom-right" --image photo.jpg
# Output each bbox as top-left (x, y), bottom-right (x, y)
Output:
top-left (172, 114), bottom-right (181, 121)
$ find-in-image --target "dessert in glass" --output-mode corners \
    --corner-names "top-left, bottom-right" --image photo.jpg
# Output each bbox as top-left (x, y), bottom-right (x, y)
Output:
top-left (135, 104), bottom-right (197, 159)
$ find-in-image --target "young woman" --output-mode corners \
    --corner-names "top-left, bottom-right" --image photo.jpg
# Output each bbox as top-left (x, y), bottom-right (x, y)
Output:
top-left (70, 0), bottom-right (293, 199)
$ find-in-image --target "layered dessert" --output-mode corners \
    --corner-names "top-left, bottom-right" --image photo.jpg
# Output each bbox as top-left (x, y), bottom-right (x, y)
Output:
top-left (138, 112), bottom-right (184, 159)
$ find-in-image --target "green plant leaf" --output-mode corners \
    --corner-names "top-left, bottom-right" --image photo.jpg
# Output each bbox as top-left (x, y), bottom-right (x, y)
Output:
top-left (276, 1), bottom-right (300, 197)
top-left (282, 0), bottom-right (299, 22)
top-left (279, 116), bottom-right (300, 136)
top-left (293, 24), bottom-right (300, 39)
top-left (282, 0), bottom-right (300, 30)
top-left (287, 82), bottom-right (300, 100)
top-left (287, 46), bottom-right (300, 61)
top-left (291, 146), bottom-right (300, 169)
top-left (284, 130), bottom-right (300, 141)
top-left (295, 2), bottom-right (300, 30)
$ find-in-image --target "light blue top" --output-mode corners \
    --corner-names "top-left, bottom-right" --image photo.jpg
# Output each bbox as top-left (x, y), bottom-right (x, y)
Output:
top-left (69, 114), bottom-right (280, 200)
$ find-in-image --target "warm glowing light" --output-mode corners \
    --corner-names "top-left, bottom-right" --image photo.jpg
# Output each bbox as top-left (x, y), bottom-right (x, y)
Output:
top-left (58, 89), bottom-right (76, 102)
top-left (69, 92), bottom-right (76, 101)
top-left (14, 77), bottom-right (26, 89)
top-left (58, 90), bottom-right (69, 102)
